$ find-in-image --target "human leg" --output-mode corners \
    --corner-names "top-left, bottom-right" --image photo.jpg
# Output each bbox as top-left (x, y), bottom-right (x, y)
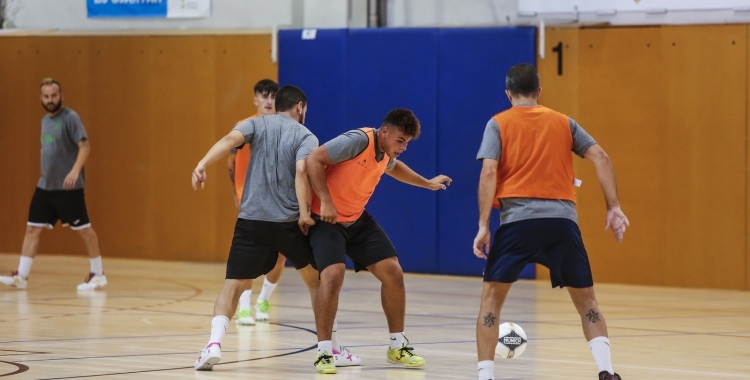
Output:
top-left (255, 253), bottom-right (286, 321)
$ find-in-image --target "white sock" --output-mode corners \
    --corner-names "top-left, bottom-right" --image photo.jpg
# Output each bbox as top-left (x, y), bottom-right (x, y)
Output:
top-left (208, 315), bottom-right (230, 346)
top-left (331, 319), bottom-right (340, 352)
top-left (478, 360), bottom-right (495, 380)
top-left (239, 290), bottom-right (252, 310)
top-left (318, 340), bottom-right (332, 355)
top-left (17, 256), bottom-right (33, 278)
top-left (89, 256), bottom-right (103, 276)
top-left (589, 336), bottom-right (614, 375)
top-left (389, 332), bottom-right (404, 349)
top-left (258, 278), bottom-right (277, 302)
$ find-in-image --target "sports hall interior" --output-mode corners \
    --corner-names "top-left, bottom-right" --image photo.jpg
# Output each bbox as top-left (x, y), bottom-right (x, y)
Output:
top-left (0, 1), bottom-right (749, 379)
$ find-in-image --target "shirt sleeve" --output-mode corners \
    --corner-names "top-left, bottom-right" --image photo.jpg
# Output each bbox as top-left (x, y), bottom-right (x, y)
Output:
top-left (66, 111), bottom-right (88, 144)
top-left (569, 118), bottom-right (597, 158)
top-left (476, 118), bottom-right (501, 161)
top-left (323, 130), bottom-right (370, 164)
top-left (296, 133), bottom-right (319, 161)
top-left (232, 118), bottom-right (258, 146)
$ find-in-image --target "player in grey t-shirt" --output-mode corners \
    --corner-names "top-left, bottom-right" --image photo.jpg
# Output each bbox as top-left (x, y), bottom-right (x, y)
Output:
top-left (190, 85), bottom-right (361, 371)
top-left (1, 78), bottom-right (107, 292)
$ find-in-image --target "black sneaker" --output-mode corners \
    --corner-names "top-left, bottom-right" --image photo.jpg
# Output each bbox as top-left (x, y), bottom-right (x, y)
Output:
top-left (599, 371), bottom-right (622, 380)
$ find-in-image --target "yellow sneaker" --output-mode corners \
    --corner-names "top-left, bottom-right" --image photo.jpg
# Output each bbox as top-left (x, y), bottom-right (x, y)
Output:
top-left (386, 337), bottom-right (425, 367)
top-left (314, 350), bottom-right (337, 374)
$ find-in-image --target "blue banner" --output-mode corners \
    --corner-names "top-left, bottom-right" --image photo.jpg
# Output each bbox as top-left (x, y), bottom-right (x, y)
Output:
top-left (87, 0), bottom-right (168, 18)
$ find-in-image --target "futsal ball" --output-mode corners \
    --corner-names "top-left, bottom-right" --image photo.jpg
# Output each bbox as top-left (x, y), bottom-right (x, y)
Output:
top-left (495, 322), bottom-right (528, 359)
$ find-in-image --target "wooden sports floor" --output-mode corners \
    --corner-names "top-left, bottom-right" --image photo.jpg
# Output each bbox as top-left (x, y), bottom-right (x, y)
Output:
top-left (0, 253), bottom-right (749, 380)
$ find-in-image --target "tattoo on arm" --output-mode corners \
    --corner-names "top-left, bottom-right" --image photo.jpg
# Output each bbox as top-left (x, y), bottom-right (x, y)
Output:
top-left (482, 312), bottom-right (497, 327)
top-left (586, 309), bottom-right (600, 323)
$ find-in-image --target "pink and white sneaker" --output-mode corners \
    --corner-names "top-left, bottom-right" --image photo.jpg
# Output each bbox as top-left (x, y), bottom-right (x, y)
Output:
top-left (333, 346), bottom-right (362, 367)
top-left (194, 342), bottom-right (221, 370)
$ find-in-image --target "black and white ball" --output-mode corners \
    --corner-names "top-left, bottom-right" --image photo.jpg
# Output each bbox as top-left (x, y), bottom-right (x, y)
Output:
top-left (495, 322), bottom-right (528, 359)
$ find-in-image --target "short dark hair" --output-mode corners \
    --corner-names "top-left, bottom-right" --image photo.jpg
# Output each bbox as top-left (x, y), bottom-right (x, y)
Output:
top-left (275, 85), bottom-right (307, 112)
top-left (382, 108), bottom-right (420, 139)
top-left (254, 79), bottom-right (278, 95)
top-left (40, 77), bottom-right (62, 92)
top-left (505, 64), bottom-right (539, 97)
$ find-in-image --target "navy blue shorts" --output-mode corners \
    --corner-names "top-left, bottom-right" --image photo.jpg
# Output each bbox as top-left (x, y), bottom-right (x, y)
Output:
top-left (484, 218), bottom-right (594, 288)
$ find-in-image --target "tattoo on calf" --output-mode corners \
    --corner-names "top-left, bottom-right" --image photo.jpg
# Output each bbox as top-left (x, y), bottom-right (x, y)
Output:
top-left (586, 308), bottom-right (600, 323)
top-left (482, 312), bottom-right (497, 327)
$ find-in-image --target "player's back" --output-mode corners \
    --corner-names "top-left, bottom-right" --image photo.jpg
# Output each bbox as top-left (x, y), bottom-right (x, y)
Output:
top-left (233, 114), bottom-right (318, 223)
top-left (493, 105), bottom-right (576, 203)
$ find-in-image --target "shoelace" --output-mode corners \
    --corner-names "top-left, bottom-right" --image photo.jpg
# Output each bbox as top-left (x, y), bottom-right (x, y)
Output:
top-left (397, 345), bottom-right (416, 359)
top-left (396, 335), bottom-right (416, 359)
top-left (314, 354), bottom-right (333, 366)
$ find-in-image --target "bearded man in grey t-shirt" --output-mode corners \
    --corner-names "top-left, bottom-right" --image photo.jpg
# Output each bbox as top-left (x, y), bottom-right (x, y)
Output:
top-left (0, 78), bottom-right (107, 292)
top-left (190, 85), bottom-right (361, 371)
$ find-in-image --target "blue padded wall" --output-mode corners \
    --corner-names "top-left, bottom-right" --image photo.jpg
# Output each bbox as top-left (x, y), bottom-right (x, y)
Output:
top-left (436, 27), bottom-right (537, 277)
top-left (279, 27), bottom-right (537, 278)
top-left (278, 29), bottom-right (348, 142)
top-left (345, 28), bottom-right (440, 273)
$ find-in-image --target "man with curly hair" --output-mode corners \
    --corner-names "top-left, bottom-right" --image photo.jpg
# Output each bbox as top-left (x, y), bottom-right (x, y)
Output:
top-left (304, 108), bottom-right (452, 374)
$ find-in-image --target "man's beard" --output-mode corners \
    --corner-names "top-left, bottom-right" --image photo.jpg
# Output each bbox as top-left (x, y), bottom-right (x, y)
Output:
top-left (42, 100), bottom-right (62, 113)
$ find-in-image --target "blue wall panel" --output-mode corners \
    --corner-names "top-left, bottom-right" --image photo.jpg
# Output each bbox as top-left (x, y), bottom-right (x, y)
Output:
top-left (280, 27), bottom-right (538, 278)
top-left (345, 28), bottom-right (440, 273)
top-left (436, 27), bottom-right (537, 277)
top-left (279, 29), bottom-right (348, 142)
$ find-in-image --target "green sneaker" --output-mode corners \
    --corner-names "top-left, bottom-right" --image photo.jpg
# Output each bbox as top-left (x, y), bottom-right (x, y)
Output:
top-left (235, 307), bottom-right (255, 326)
top-left (387, 336), bottom-right (425, 367)
top-left (255, 299), bottom-right (270, 321)
top-left (314, 350), bottom-right (336, 374)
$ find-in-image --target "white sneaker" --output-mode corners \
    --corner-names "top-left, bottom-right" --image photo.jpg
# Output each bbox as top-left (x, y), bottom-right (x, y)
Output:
top-left (0, 271), bottom-right (27, 290)
top-left (235, 307), bottom-right (255, 325)
top-left (77, 273), bottom-right (107, 291)
top-left (194, 342), bottom-right (221, 370)
top-left (333, 346), bottom-right (362, 367)
top-left (255, 299), bottom-right (270, 321)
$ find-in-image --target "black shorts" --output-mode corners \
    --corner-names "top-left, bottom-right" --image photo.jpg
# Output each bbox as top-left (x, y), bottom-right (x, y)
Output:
top-left (484, 218), bottom-right (594, 288)
top-left (226, 218), bottom-right (315, 280)
top-left (308, 210), bottom-right (398, 273)
top-left (28, 187), bottom-right (91, 230)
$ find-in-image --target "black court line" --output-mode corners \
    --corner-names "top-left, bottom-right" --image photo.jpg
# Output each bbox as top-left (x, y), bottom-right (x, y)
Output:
top-left (34, 322), bottom-right (317, 380)
top-left (0, 360), bottom-right (29, 377)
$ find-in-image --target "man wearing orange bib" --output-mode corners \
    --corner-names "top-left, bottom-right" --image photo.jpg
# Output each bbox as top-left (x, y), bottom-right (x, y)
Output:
top-left (305, 109), bottom-right (452, 374)
top-left (227, 79), bottom-right (287, 326)
top-left (473, 64), bottom-right (629, 380)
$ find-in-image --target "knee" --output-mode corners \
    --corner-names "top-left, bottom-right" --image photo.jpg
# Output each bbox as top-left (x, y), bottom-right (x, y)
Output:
top-left (320, 264), bottom-right (346, 288)
top-left (480, 282), bottom-right (511, 306)
top-left (223, 279), bottom-right (251, 296)
top-left (373, 259), bottom-right (404, 286)
top-left (77, 227), bottom-right (96, 238)
top-left (25, 225), bottom-right (43, 236)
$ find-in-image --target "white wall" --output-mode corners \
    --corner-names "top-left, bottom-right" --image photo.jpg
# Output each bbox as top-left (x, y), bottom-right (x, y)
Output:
top-left (388, 0), bottom-right (518, 27)
top-left (387, 0), bottom-right (750, 27)
top-left (4, 0), bottom-right (750, 31)
top-left (2, 0), bottom-right (358, 30)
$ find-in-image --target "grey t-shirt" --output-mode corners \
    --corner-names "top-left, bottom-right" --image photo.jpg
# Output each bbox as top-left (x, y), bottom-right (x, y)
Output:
top-left (37, 107), bottom-right (88, 190)
top-left (233, 114), bottom-right (318, 222)
top-left (476, 115), bottom-right (597, 225)
top-left (324, 129), bottom-right (397, 169)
